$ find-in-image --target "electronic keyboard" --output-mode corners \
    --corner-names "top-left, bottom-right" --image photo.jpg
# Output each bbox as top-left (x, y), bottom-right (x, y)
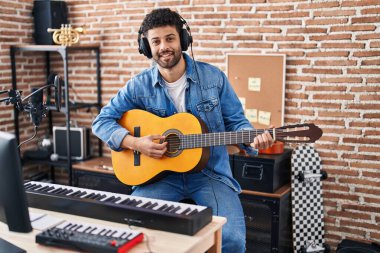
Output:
top-left (25, 181), bottom-right (212, 235)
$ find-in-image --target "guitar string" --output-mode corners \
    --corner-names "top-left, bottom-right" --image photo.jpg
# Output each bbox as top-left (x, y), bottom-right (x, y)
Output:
top-left (164, 132), bottom-right (303, 150)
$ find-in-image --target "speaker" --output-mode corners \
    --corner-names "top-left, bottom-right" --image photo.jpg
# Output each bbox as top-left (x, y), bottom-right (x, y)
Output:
top-left (240, 185), bottom-right (292, 253)
top-left (53, 126), bottom-right (91, 160)
top-left (32, 0), bottom-right (68, 45)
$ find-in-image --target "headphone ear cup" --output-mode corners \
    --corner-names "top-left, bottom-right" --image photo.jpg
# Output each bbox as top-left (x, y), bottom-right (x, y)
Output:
top-left (139, 37), bottom-right (152, 59)
top-left (180, 29), bottom-right (192, 51)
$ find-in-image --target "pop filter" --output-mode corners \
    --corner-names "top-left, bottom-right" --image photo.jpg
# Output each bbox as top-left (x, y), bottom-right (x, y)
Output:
top-left (53, 75), bottom-right (62, 112)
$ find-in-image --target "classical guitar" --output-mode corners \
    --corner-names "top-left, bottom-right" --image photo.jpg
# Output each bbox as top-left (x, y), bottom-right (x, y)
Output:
top-left (111, 109), bottom-right (323, 186)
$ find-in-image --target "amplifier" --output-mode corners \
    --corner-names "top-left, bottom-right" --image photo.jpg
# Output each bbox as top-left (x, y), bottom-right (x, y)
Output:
top-left (240, 185), bottom-right (292, 253)
top-left (233, 149), bottom-right (292, 193)
top-left (53, 126), bottom-right (91, 160)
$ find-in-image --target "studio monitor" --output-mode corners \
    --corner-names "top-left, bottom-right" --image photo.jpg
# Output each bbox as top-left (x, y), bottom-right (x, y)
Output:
top-left (32, 0), bottom-right (68, 45)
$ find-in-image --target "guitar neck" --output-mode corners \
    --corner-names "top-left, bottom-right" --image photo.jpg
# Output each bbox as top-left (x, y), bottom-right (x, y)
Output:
top-left (180, 129), bottom-right (269, 149)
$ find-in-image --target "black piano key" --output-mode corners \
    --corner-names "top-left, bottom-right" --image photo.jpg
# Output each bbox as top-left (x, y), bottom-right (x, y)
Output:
top-left (169, 206), bottom-right (181, 213)
top-left (83, 192), bottom-right (95, 199)
top-left (36, 185), bottom-right (50, 191)
top-left (131, 200), bottom-right (143, 206)
top-left (76, 191), bottom-right (88, 197)
top-left (49, 187), bottom-right (63, 194)
top-left (96, 228), bottom-right (106, 235)
top-left (105, 230), bottom-right (115, 236)
top-left (74, 224), bottom-right (83, 231)
top-left (157, 204), bottom-right (168, 211)
top-left (89, 194), bottom-right (102, 200)
top-left (63, 223), bottom-right (72, 229)
top-left (24, 183), bottom-right (35, 190)
top-left (60, 189), bottom-right (73, 195)
top-left (187, 209), bottom-right (199, 215)
top-left (54, 188), bottom-right (68, 194)
top-left (88, 227), bottom-right (97, 233)
top-left (83, 226), bottom-right (92, 233)
top-left (103, 196), bottom-right (116, 202)
top-left (119, 198), bottom-right (132, 205)
top-left (43, 186), bottom-right (56, 192)
top-left (68, 224), bottom-right (78, 230)
top-left (162, 205), bottom-right (175, 212)
top-left (95, 194), bottom-right (107, 201)
top-left (110, 197), bottom-right (121, 203)
top-left (180, 207), bottom-right (191, 215)
top-left (146, 202), bottom-right (158, 209)
top-left (100, 229), bottom-right (111, 236)
top-left (69, 191), bottom-right (82, 197)
top-left (121, 232), bottom-right (130, 239)
top-left (140, 201), bottom-right (152, 208)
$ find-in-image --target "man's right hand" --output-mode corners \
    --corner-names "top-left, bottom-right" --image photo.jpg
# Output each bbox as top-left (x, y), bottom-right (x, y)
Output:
top-left (122, 135), bottom-right (167, 159)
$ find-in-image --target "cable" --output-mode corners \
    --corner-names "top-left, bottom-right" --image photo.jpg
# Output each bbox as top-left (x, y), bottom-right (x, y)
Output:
top-left (18, 126), bottom-right (38, 148)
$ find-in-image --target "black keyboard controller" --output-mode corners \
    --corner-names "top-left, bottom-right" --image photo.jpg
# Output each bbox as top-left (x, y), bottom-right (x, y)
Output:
top-left (35, 222), bottom-right (144, 253)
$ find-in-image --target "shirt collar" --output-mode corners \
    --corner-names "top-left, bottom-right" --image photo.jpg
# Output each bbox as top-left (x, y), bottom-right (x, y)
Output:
top-left (151, 53), bottom-right (198, 88)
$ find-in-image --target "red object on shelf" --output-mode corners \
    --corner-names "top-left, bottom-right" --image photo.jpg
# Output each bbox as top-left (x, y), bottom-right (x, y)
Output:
top-left (259, 141), bottom-right (284, 154)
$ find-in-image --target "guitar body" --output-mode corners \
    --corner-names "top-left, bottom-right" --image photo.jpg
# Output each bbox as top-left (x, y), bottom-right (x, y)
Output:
top-left (111, 110), bottom-right (210, 186)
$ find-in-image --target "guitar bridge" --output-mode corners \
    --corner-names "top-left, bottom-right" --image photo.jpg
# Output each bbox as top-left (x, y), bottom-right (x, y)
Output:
top-left (134, 126), bottom-right (141, 166)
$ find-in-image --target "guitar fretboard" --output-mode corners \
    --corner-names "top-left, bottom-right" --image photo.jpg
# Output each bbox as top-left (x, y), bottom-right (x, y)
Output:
top-left (180, 129), bottom-right (269, 149)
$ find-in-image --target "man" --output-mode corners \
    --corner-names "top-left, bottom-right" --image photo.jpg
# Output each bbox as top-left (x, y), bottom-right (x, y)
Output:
top-left (92, 8), bottom-right (273, 253)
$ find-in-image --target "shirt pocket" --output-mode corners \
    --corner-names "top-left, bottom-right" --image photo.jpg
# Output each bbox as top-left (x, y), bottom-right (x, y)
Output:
top-left (146, 106), bottom-right (166, 117)
top-left (196, 97), bottom-right (222, 131)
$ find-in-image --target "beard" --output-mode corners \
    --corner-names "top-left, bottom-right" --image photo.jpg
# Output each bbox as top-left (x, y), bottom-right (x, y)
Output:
top-left (153, 47), bottom-right (182, 69)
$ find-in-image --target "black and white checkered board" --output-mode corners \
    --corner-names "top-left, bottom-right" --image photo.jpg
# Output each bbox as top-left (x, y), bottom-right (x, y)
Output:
top-left (291, 145), bottom-right (325, 253)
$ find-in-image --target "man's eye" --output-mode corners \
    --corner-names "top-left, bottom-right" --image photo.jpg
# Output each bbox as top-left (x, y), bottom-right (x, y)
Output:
top-left (152, 40), bottom-right (159, 45)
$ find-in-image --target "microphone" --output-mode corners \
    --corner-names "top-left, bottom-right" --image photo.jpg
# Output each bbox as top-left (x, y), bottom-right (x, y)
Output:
top-left (29, 87), bottom-right (44, 127)
top-left (53, 75), bottom-right (62, 112)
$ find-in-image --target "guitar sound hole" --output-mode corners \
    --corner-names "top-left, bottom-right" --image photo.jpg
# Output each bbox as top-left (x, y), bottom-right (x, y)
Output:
top-left (162, 131), bottom-right (183, 158)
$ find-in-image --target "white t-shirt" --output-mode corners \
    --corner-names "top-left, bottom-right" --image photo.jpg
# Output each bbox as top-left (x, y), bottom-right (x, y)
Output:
top-left (164, 72), bottom-right (187, 113)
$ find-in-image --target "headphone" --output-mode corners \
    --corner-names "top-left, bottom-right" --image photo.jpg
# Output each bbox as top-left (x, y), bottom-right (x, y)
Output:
top-left (137, 15), bottom-right (193, 59)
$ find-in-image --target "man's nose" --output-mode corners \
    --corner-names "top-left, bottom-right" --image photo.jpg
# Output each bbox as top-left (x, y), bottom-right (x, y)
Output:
top-left (159, 40), bottom-right (169, 51)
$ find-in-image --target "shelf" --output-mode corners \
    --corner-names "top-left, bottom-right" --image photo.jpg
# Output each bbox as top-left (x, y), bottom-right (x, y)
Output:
top-left (46, 102), bottom-right (100, 112)
top-left (11, 44), bottom-right (103, 186)
top-left (11, 44), bottom-right (100, 52)
top-left (22, 158), bottom-right (72, 168)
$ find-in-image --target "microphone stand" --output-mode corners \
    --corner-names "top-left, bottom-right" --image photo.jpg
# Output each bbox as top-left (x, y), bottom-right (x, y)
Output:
top-left (0, 76), bottom-right (62, 148)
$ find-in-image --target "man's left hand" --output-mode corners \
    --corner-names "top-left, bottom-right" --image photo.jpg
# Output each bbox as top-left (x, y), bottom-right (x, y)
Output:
top-left (250, 126), bottom-right (274, 150)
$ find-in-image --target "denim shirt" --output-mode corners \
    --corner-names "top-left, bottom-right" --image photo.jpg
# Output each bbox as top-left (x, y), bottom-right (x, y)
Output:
top-left (92, 54), bottom-right (256, 193)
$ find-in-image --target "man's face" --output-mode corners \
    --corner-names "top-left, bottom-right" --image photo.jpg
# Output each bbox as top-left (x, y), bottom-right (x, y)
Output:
top-left (147, 25), bottom-right (182, 69)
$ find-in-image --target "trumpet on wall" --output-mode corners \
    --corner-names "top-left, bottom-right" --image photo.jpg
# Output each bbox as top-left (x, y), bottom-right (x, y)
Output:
top-left (47, 24), bottom-right (86, 46)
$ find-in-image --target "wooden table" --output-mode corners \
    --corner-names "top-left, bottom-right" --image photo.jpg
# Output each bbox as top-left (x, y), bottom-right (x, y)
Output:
top-left (0, 207), bottom-right (226, 253)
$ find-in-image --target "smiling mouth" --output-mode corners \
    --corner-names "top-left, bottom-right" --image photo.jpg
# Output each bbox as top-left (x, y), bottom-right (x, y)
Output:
top-left (159, 52), bottom-right (174, 58)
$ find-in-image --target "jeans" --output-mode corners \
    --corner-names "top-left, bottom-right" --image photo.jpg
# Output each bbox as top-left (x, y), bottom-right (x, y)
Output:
top-left (132, 172), bottom-right (246, 253)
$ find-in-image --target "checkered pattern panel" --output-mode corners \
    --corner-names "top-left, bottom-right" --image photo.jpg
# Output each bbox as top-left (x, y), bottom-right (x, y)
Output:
top-left (291, 145), bottom-right (325, 253)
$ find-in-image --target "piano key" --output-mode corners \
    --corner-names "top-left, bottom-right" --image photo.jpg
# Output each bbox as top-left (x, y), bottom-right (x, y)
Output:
top-left (146, 202), bottom-right (158, 209)
top-left (140, 201), bottom-right (152, 208)
top-left (121, 232), bottom-right (131, 239)
top-left (180, 207), bottom-right (191, 215)
top-left (56, 221), bottom-right (72, 229)
top-left (157, 204), bottom-right (168, 211)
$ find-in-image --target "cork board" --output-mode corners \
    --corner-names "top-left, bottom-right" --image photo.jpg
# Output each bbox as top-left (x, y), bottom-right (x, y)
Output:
top-left (227, 54), bottom-right (286, 129)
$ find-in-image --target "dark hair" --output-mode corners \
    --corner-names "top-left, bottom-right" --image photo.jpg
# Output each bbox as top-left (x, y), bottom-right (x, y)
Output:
top-left (140, 8), bottom-right (183, 36)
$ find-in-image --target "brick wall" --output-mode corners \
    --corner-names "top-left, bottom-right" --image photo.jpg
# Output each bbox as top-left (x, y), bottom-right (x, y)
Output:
top-left (1, 0), bottom-right (379, 248)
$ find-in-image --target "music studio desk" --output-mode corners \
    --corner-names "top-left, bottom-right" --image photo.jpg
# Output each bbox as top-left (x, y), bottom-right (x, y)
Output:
top-left (0, 207), bottom-right (226, 253)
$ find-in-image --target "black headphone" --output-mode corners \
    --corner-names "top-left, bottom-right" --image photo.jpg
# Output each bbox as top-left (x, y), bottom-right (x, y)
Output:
top-left (137, 15), bottom-right (193, 59)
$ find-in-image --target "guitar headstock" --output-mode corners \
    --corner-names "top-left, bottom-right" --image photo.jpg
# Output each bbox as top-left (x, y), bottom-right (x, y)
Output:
top-left (275, 123), bottom-right (323, 143)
